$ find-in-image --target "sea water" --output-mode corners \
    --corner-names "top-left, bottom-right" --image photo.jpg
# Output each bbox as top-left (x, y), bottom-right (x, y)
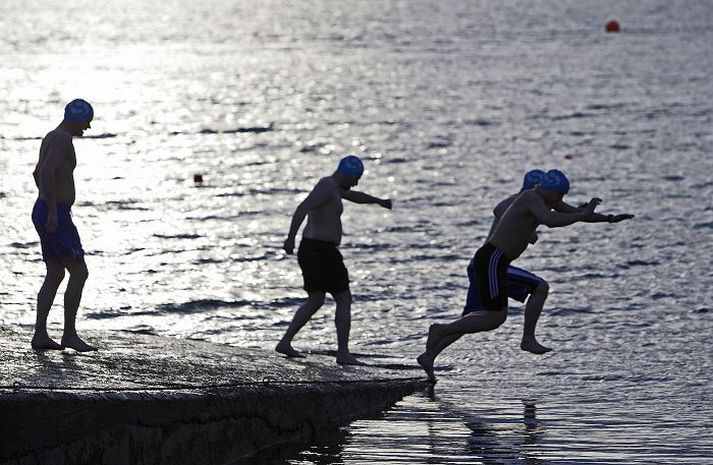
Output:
top-left (1, 1), bottom-right (712, 463)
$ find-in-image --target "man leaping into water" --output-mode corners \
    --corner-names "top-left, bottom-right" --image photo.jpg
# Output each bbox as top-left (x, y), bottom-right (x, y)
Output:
top-left (277, 155), bottom-right (392, 365)
top-left (418, 169), bottom-right (634, 382)
top-left (464, 169), bottom-right (635, 355)
top-left (31, 99), bottom-right (97, 352)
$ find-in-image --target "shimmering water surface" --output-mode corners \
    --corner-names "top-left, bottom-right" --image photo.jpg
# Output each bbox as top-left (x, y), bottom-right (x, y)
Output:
top-left (1, 1), bottom-right (712, 463)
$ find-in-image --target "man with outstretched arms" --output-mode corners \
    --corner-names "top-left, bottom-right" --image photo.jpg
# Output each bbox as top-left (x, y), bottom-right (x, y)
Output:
top-left (277, 155), bottom-right (392, 365)
top-left (465, 169), bottom-right (634, 354)
top-left (418, 169), bottom-right (634, 382)
top-left (31, 99), bottom-right (97, 352)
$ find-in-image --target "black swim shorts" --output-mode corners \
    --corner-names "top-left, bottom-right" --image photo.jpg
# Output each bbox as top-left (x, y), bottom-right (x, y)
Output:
top-left (297, 238), bottom-right (350, 295)
top-left (463, 264), bottom-right (544, 315)
top-left (31, 198), bottom-right (85, 262)
top-left (467, 242), bottom-right (510, 312)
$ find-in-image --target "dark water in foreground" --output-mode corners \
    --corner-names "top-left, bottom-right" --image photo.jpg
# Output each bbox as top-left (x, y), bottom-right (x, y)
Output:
top-left (1, 0), bottom-right (712, 463)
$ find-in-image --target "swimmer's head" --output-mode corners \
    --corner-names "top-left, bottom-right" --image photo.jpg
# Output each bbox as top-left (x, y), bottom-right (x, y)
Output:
top-left (64, 99), bottom-right (94, 123)
top-left (336, 155), bottom-right (364, 179)
top-left (540, 169), bottom-right (570, 194)
top-left (522, 169), bottom-right (545, 190)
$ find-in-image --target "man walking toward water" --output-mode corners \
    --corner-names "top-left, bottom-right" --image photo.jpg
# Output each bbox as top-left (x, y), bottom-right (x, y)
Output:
top-left (30, 99), bottom-right (97, 352)
top-left (470, 169), bottom-right (636, 355)
top-left (418, 169), bottom-right (634, 382)
top-left (277, 155), bottom-right (392, 365)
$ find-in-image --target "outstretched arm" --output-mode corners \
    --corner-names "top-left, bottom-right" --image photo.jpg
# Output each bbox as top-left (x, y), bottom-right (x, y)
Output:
top-left (530, 196), bottom-right (601, 228)
top-left (553, 200), bottom-right (581, 214)
top-left (602, 213), bottom-right (635, 223)
top-left (555, 200), bottom-right (634, 223)
top-left (340, 189), bottom-right (392, 209)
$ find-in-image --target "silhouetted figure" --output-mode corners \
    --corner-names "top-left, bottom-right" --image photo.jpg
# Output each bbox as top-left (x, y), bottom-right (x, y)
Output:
top-left (277, 155), bottom-right (392, 365)
top-left (31, 99), bottom-right (97, 352)
top-left (418, 169), bottom-right (634, 382)
top-left (465, 169), bottom-right (635, 354)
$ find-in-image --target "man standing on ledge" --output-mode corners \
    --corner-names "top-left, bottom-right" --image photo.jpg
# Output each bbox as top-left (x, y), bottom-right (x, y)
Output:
top-left (277, 155), bottom-right (392, 365)
top-left (418, 169), bottom-right (634, 382)
top-left (31, 99), bottom-right (97, 352)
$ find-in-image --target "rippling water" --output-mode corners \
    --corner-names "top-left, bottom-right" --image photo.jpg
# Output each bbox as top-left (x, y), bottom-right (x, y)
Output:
top-left (2, 0), bottom-right (712, 463)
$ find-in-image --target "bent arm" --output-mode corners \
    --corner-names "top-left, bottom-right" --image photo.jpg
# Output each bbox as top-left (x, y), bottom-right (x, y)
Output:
top-left (283, 182), bottom-right (334, 254)
top-left (285, 203), bottom-right (309, 242)
top-left (286, 182), bottom-right (332, 241)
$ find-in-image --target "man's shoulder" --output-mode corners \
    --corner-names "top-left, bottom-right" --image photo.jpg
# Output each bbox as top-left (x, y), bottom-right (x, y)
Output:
top-left (500, 192), bottom-right (521, 206)
top-left (44, 129), bottom-right (73, 147)
top-left (515, 190), bottom-right (541, 203)
top-left (494, 193), bottom-right (517, 215)
top-left (304, 177), bottom-right (340, 202)
top-left (315, 176), bottom-right (339, 191)
top-left (508, 190), bottom-right (545, 212)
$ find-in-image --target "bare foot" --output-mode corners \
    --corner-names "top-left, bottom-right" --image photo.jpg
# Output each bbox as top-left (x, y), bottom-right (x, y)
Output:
top-left (61, 334), bottom-right (98, 352)
top-left (521, 338), bottom-right (552, 355)
top-left (417, 352), bottom-right (437, 384)
top-left (426, 324), bottom-right (444, 352)
top-left (336, 352), bottom-right (364, 366)
top-left (275, 341), bottom-right (305, 358)
top-left (31, 334), bottom-right (64, 351)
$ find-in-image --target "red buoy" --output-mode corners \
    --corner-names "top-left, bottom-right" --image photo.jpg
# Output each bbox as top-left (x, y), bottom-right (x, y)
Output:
top-left (606, 20), bottom-right (620, 32)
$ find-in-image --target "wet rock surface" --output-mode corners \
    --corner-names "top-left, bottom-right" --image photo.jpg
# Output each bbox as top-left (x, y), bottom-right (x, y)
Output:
top-left (0, 326), bottom-right (426, 464)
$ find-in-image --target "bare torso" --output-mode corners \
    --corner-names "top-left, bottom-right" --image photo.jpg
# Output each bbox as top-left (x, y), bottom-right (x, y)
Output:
top-left (486, 193), bottom-right (519, 240)
top-left (302, 177), bottom-right (344, 244)
top-left (33, 128), bottom-right (77, 205)
top-left (488, 191), bottom-right (542, 260)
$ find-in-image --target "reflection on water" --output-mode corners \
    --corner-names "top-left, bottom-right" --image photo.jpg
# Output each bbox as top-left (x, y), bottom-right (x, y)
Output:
top-left (340, 392), bottom-right (474, 464)
top-left (465, 400), bottom-right (547, 465)
top-left (229, 428), bottom-right (350, 465)
top-left (245, 392), bottom-right (549, 465)
top-left (1, 0), bottom-right (712, 463)
top-left (242, 386), bottom-right (713, 465)
top-left (466, 401), bottom-right (547, 464)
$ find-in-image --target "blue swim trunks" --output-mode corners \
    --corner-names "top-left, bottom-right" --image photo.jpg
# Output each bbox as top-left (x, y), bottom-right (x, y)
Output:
top-left (463, 259), bottom-right (544, 315)
top-left (31, 198), bottom-right (85, 262)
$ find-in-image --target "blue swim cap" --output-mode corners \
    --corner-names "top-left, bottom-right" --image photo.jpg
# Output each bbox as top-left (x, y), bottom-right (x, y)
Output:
top-left (336, 155), bottom-right (364, 178)
top-left (540, 169), bottom-right (570, 193)
top-left (522, 169), bottom-right (545, 190)
top-left (64, 99), bottom-right (94, 122)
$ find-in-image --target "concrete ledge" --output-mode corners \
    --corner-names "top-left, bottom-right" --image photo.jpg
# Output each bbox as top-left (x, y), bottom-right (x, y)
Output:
top-left (0, 327), bottom-right (426, 464)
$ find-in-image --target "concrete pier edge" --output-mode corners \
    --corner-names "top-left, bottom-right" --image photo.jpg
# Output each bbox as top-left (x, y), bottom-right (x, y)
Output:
top-left (0, 326), bottom-right (428, 464)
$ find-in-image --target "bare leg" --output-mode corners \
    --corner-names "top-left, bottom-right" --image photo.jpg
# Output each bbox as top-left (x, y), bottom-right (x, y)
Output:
top-left (59, 259), bottom-right (96, 352)
top-left (276, 291), bottom-right (325, 358)
top-left (32, 259), bottom-right (65, 350)
top-left (418, 310), bottom-right (507, 383)
top-left (333, 289), bottom-right (362, 365)
top-left (418, 332), bottom-right (460, 384)
top-left (521, 281), bottom-right (552, 354)
top-left (427, 332), bottom-right (462, 362)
